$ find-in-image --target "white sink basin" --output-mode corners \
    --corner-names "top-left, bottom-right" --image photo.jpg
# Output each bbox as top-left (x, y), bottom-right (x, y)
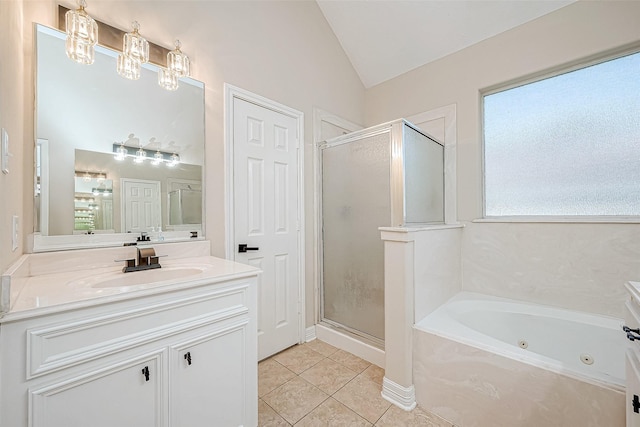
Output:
top-left (68, 266), bottom-right (208, 289)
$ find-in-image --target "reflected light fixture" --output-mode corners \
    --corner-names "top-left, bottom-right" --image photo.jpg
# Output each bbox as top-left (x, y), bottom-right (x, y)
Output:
top-left (152, 150), bottom-right (164, 166)
top-left (158, 67), bottom-right (179, 91)
top-left (134, 145), bottom-right (147, 163)
top-left (64, 0), bottom-right (98, 65)
top-left (114, 142), bottom-right (128, 161)
top-left (116, 53), bottom-right (141, 80)
top-left (168, 153), bottom-right (180, 167)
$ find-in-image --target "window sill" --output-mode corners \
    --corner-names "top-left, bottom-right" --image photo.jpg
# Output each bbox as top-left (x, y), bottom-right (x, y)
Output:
top-left (474, 216), bottom-right (640, 224)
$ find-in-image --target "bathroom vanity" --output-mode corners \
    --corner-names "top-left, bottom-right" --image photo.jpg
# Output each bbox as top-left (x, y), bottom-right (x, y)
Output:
top-left (0, 241), bottom-right (259, 427)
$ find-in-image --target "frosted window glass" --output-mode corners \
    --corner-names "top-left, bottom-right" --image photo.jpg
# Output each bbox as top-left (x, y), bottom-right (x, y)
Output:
top-left (321, 133), bottom-right (390, 341)
top-left (484, 51), bottom-right (640, 216)
top-left (404, 124), bottom-right (444, 223)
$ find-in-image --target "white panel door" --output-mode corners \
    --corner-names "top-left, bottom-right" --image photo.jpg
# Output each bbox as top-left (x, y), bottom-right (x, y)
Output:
top-left (122, 179), bottom-right (161, 233)
top-left (233, 97), bottom-right (300, 360)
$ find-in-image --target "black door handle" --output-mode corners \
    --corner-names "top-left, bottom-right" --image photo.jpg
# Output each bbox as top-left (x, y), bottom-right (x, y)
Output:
top-left (238, 244), bottom-right (259, 253)
top-left (141, 366), bottom-right (150, 381)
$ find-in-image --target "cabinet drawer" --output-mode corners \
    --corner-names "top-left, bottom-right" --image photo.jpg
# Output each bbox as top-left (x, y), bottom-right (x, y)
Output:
top-left (27, 283), bottom-right (250, 379)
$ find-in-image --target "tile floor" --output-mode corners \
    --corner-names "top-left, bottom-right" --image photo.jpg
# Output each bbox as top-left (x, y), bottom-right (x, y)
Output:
top-left (258, 339), bottom-right (455, 426)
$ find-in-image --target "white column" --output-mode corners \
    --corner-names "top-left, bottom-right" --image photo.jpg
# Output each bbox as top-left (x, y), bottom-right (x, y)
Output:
top-left (380, 228), bottom-right (417, 411)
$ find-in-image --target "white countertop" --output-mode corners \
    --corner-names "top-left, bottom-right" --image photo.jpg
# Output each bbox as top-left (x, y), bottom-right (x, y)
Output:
top-left (2, 250), bottom-right (260, 322)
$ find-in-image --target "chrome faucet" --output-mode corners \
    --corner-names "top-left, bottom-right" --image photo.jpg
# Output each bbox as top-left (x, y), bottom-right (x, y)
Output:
top-left (116, 247), bottom-right (162, 273)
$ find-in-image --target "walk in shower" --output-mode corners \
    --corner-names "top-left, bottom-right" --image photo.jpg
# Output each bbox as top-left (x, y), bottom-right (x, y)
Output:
top-left (319, 119), bottom-right (444, 347)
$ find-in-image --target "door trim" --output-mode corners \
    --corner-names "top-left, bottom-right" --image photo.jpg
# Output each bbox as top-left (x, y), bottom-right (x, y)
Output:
top-left (224, 83), bottom-right (306, 344)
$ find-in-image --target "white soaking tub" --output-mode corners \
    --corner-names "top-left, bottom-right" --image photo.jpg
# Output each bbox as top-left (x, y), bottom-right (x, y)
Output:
top-left (413, 292), bottom-right (628, 427)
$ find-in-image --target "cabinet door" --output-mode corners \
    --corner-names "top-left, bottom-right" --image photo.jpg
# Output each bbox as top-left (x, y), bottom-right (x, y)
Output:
top-left (628, 348), bottom-right (640, 427)
top-left (30, 352), bottom-right (165, 427)
top-left (170, 322), bottom-right (255, 427)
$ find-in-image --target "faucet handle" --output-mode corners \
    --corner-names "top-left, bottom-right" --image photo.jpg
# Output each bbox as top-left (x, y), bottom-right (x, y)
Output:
top-left (115, 258), bottom-right (136, 268)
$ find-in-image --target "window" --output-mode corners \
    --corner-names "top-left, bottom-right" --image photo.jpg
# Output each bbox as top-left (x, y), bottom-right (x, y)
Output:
top-left (483, 50), bottom-right (640, 217)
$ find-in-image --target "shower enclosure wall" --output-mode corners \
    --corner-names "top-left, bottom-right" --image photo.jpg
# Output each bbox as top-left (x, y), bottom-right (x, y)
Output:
top-left (319, 119), bottom-right (444, 347)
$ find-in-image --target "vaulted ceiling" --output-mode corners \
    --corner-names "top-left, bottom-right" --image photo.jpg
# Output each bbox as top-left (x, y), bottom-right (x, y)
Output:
top-left (316, 0), bottom-right (575, 88)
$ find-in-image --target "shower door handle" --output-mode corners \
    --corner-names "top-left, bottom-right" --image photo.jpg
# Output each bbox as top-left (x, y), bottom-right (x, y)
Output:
top-left (238, 244), bottom-right (259, 253)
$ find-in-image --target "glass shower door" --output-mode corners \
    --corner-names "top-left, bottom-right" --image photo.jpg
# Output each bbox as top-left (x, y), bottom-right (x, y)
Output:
top-left (321, 131), bottom-right (391, 344)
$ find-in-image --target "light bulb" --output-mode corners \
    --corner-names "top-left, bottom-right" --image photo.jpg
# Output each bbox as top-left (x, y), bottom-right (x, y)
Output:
top-left (134, 147), bottom-right (146, 163)
top-left (167, 39), bottom-right (190, 78)
top-left (168, 153), bottom-right (180, 167)
top-left (152, 150), bottom-right (163, 165)
top-left (114, 143), bottom-right (128, 161)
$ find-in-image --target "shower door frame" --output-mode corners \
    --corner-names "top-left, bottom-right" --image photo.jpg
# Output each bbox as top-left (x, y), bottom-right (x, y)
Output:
top-left (317, 120), bottom-right (433, 348)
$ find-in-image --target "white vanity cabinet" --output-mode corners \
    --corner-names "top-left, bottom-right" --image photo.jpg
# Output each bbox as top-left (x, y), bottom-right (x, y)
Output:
top-left (0, 273), bottom-right (258, 427)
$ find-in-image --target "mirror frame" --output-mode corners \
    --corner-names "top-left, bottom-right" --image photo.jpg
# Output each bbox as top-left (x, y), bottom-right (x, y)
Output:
top-left (31, 23), bottom-right (206, 253)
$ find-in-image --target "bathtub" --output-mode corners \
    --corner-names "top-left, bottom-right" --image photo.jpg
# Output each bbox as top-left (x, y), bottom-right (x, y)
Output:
top-left (413, 292), bottom-right (627, 427)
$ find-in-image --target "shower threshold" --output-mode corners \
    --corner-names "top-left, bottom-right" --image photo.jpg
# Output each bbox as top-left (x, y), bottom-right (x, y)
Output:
top-left (320, 319), bottom-right (384, 350)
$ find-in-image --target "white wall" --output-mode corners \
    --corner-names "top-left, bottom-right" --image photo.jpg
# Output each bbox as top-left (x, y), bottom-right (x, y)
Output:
top-left (366, 1), bottom-right (640, 318)
top-left (0, 0), bottom-right (26, 273)
top-left (19, 0), bottom-right (365, 327)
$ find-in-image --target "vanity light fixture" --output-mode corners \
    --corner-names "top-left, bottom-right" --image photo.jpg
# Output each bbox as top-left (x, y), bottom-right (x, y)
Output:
top-left (123, 21), bottom-right (149, 64)
top-left (64, 0), bottom-right (98, 65)
top-left (158, 39), bottom-right (190, 91)
top-left (117, 21), bottom-right (148, 80)
top-left (167, 40), bottom-right (190, 78)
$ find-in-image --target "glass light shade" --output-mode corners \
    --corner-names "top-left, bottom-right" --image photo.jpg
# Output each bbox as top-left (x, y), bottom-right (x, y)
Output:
top-left (152, 151), bottom-right (163, 165)
top-left (134, 147), bottom-right (146, 163)
top-left (123, 22), bottom-right (149, 64)
top-left (117, 54), bottom-right (141, 80)
top-left (65, 1), bottom-right (98, 45)
top-left (167, 40), bottom-right (190, 78)
top-left (168, 153), bottom-right (180, 167)
top-left (158, 67), bottom-right (179, 91)
top-left (114, 143), bottom-right (128, 161)
top-left (65, 37), bottom-right (95, 65)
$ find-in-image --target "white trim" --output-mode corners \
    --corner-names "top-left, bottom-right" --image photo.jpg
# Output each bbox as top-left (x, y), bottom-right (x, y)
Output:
top-left (315, 323), bottom-right (385, 368)
top-left (36, 139), bottom-right (49, 236)
top-left (407, 103), bottom-right (457, 225)
top-left (305, 326), bottom-right (317, 342)
top-left (224, 83), bottom-right (306, 344)
top-left (381, 377), bottom-right (417, 411)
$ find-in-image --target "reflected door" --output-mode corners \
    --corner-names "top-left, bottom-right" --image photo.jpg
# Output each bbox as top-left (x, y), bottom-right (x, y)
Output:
top-left (121, 179), bottom-right (161, 233)
top-left (233, 97), bottom-right (301, 360)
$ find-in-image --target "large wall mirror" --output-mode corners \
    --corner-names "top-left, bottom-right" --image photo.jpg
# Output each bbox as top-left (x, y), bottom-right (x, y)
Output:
top-left (33, 24), bottom-right (205, 251)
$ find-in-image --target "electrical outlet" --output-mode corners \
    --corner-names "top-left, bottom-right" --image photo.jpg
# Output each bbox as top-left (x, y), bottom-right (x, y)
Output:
top-left (12, 215), bottom-right (19, 252)
top-left (1, 128), bottom-right (9, 174)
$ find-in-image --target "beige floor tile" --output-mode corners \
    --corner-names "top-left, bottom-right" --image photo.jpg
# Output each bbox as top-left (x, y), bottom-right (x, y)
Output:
top-left (304, 339), bottom-right (339, 357)
top-left (329, 349), bottom-right (371, 373)
top-left (273, 345), bottom-right (326, 374)
top-left (258, 399), bottom-right (291, 426)
top-left (375, 404), bottom-right (454, 427)
top-left (259, 359), bottom-right (297, 397)
top-left (300, 358), bottom-right (358, 395)
top-left (296, 397), bottom-right (372, 427)
top-left (333, 375), bottom-right (391, 424)
top-left (358, 364), bottom-right (385, 386)
top-left (263, 376), bottom-right (329, 424)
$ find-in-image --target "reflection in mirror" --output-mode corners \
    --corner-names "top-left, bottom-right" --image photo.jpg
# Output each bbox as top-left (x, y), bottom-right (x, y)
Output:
top-left (34, 24), bottom-right (205, 248)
